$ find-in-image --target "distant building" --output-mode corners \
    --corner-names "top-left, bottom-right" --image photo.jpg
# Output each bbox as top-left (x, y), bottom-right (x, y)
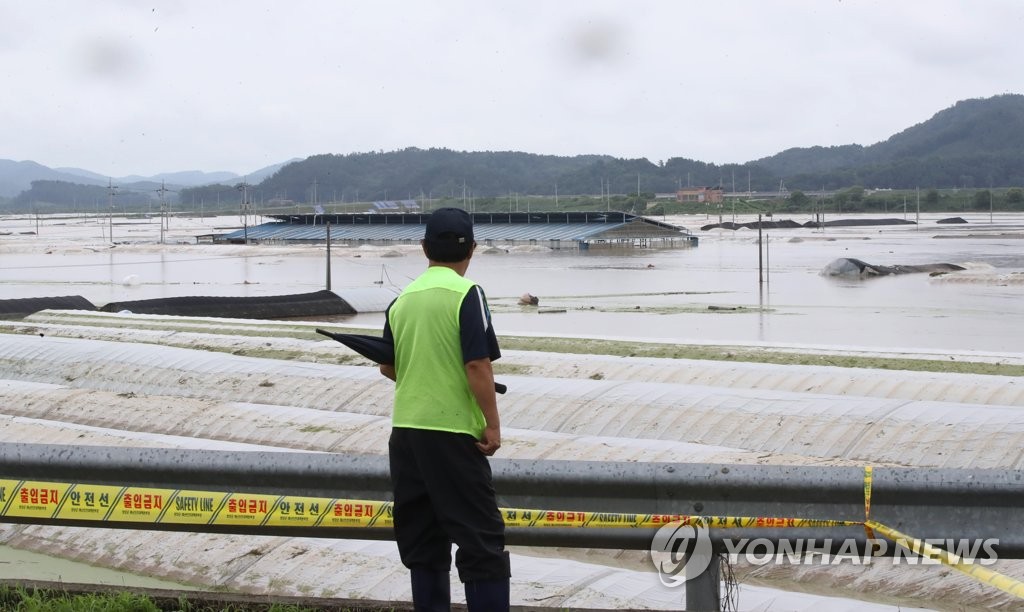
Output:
top-left (210, 211), bottom-right (698, 250)
top-left (371, 199), bottom-right (421, 212)
top-left (676, 187), bottom-right (724, 204)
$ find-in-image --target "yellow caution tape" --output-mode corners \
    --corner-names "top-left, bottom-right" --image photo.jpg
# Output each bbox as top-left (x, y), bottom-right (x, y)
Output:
top-left (0, 479), bottom-right (391, 529)
top-left (0, 479), bottom-right (854, 530)
top-left (501, 508), bottom-right (857, 529)
top-left (863, 465), bottom-right (879, 554)
top-left (1, 475), bottom-right (1022, 600)
top-left (867, 520), bottom-right (1024, 599)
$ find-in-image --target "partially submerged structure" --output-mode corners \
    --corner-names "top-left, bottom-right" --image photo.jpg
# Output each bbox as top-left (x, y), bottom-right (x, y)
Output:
top-left (1, 288), bottom-right (400, 320)
top-left (210, 211), bottom-right (697, 249)
top-left (99, 288), bottom-right (399, 318)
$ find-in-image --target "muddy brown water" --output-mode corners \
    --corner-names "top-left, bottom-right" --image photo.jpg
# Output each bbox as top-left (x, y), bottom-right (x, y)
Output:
top-left (4, 212), bottom-right (1021, 353)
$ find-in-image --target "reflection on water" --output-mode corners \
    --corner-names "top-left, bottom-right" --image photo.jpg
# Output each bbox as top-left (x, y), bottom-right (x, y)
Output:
top-left (2, 212), bottom-right (1023, 353)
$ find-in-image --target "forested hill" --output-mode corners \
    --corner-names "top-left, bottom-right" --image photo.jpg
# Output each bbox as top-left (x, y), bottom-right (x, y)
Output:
top-left (6, 94), bottom-right (1024, 212)
top-left (246, 149), bottom-right (732, 204)
top-left (241, 94), bottom-right (1024, 202)
top-left (754, 94), bottom-right (1024, 188)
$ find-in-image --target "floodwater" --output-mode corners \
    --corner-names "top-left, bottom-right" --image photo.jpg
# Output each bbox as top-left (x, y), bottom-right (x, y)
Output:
top-left (2, 211), bottom-right (1024, 353)
top-left (0, 544), bottom-right (195, 589)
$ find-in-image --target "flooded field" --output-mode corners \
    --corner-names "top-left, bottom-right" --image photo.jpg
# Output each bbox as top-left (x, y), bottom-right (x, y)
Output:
top-left (2, 211), bottom-right (1023, 354)
top-left (2, 211), bottom-right (1023, 610)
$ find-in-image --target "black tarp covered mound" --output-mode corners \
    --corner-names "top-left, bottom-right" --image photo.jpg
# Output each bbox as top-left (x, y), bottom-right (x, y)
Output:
top-left (700, 219), bottom-right (804, 231)
top-left (701, 218), bottom-right (918, 231)
top-left (821, 257), bottom-right (966, 277)
top-left (804, 218), bottom-right (917, 228)
top-left (0, 295), bottom-right (97, 320)
top-left (100, 290), bottom-right (356, 319)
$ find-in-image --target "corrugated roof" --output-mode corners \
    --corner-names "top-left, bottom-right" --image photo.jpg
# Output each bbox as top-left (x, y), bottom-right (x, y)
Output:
top-left (216, 211), bottom-right (694, 244)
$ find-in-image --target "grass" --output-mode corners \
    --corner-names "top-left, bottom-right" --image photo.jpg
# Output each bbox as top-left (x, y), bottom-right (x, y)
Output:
top-left (0, 586), bottom-right (400, 612)
top-left (8, 313), bottom-right (1024, 377)
top-left (0, 589), bottom-right (160, 612)
top-left (497, 335), bottom-right (1024, 377)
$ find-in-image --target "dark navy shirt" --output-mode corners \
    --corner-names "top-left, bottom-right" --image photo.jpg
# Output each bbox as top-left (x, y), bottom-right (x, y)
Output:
top-left (383, 285), bottom-right (500, 364)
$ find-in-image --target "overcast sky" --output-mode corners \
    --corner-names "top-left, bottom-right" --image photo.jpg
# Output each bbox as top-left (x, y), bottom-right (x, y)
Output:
top-left (3, 0), bottom-right (1023, 177)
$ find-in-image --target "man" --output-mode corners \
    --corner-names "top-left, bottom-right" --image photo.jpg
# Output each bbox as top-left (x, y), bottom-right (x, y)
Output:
top-left (380, 207), bottom-right (510, 612)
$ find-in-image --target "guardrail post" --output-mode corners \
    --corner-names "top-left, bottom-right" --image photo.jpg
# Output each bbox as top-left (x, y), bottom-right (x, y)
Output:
top-left (685, 552), bottom-right (720, 611)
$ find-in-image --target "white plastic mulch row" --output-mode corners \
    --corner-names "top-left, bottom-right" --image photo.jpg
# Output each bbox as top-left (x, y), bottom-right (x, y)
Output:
top-left (2, 325), bottom-right (1023, 609)
top-left (0, 380), bottom-right (856, 466)
top-left (1, 334), bottom-right (1021, 469)
top-left (12, 310), bottom-right (1024, 407)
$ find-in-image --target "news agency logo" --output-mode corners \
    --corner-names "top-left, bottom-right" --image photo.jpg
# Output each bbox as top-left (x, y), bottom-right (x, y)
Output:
top-left (650, 522), bottom-right (714, 586)
top-left (650, 521), bottom-right (1000, 586)
top-left (714, 537), bottom-right (1000, 567)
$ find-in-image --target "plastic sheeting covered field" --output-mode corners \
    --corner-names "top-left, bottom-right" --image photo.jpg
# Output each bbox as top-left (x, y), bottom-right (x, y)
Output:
top-left (2, 213), bottom-right (1024, 609)
top-left (1, 316), bottom-right (1023, 610)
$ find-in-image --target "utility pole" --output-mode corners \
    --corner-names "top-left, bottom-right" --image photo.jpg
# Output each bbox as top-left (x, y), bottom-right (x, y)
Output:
top-left (106, 178), bottom-right (118, 243)
top-left (325, 223), bottom-right (332, 290)
top-left (915, 187), bottom-right (920, 229)
top-left (757, 213), bottom-right (764, 285)
top-left (156, 181), bottom-right (172, 244)
top-left (238, 180), bottom-right (252, 243)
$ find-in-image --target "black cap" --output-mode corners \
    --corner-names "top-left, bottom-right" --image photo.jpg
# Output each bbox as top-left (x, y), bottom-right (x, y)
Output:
top-left (424, 207), bottom-right (474, 244)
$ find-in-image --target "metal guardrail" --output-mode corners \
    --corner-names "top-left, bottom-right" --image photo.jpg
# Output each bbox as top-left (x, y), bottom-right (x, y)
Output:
top-left (2, 444), bottom-right (1022, 553)
top-left (1, 444), bottom-right (1023, 610)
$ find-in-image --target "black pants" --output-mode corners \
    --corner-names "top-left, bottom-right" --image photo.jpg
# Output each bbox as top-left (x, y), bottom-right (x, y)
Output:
top-left (389, 427), bottom-right (509, 583)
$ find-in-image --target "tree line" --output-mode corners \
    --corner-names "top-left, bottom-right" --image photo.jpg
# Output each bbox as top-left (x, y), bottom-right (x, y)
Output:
top-left (5, 94), bottom-right (1024, 213)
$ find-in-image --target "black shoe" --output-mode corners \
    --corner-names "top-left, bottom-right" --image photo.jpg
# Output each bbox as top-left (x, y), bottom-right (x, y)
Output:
top-left (411, 569), bottom-right (451, 612)
top-left (464, 578), bottom-right (509, 612)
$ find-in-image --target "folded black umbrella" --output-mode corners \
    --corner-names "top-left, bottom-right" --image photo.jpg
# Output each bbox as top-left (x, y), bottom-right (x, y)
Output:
top-left (316, 328), bottom-right (506, 394)
top-left (317, 329), bottom-right (395, 363)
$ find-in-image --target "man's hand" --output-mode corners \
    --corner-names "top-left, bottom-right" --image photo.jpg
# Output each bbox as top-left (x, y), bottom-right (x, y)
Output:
top-left (476, 424), bottom-right (501, 456)
top-left (466, 358), bottom-right (500, 456)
